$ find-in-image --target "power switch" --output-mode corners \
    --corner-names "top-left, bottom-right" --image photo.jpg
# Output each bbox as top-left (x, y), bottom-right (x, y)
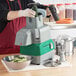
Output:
top-left (49, 43), bottom-right (53, 49)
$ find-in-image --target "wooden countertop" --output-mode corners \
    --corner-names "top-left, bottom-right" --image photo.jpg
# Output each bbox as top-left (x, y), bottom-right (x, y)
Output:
top-left (0, 49), bottom-right (76, 76)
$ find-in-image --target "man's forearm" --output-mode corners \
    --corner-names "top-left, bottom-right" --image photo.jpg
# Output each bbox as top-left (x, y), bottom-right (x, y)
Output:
top-left (7, 9), bottom-right (36, 20)
top-left (7, 11), bottom-right (19, 20)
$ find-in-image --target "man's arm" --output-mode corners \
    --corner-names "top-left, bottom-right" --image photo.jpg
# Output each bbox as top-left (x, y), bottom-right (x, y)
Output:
top-left (7, 11), bottom-right (19, 20)
top-left (7, 9), bottom-right (36, 20)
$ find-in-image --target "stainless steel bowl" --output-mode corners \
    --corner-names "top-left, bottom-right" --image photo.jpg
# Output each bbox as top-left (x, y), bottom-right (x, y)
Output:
top-left (2, 55), bottom-right (31, 70)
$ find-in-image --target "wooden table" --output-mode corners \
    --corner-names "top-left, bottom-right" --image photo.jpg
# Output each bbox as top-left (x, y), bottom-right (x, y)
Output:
top-left (0, 49), bottom-right (76, 76)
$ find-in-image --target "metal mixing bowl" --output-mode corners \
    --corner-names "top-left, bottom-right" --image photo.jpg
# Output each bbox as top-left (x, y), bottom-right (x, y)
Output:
top-left (2, 55), bottom-right (31, 70)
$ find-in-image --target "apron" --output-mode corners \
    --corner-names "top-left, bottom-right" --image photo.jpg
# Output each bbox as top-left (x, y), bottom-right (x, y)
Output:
top-left (0, 0), bottom-right (26, 54)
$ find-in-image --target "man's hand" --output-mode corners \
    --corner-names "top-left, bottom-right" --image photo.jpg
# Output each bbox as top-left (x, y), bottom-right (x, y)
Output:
top-left (46, 8), bottom-right (51, 17)
top-left (18, 9), bottom-right (36, 17)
